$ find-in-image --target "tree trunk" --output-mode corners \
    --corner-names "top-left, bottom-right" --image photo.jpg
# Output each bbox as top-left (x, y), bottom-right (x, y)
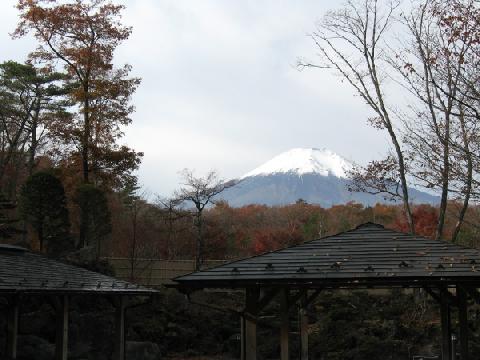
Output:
top-left (79, 85), bottom-right (90, 249)
top-left (452, 112), bottom-right (473, 242)
top-left (29, 98), bottom-right (41, 176)
top-left (195, 211), bottom-right (203, 271)
top-left (38, 222), bottom-right (44, 253)
top-left (82, 87), bottom-right (90, 184)
top-left (435, 117), bottom-right (451, 240)
top-left (387, 125), bottom-right (415, 234)
top-left (129, 207), bottom-right (137, 280)
top-left (167, 213), bottom-right (174, 260)
top-left (368, 46), bottom-right (415, 235)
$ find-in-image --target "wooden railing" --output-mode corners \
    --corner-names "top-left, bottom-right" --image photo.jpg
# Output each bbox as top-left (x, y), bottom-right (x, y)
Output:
top-left (105, 258), bottom-right (229, 287)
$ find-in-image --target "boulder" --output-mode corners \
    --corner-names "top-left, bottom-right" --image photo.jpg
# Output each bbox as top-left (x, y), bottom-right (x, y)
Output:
top-left (17, 335), bottom-right (54, 360)
top-left (126, 341), bottom-right (161, 360)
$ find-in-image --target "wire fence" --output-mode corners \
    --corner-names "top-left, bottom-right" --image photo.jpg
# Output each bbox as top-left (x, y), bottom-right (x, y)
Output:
top-left (104, 258), bottom-right (229, 287)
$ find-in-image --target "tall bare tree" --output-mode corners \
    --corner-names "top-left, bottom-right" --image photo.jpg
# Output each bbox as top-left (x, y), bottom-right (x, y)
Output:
top-left (431, 0), bottom-right (480, 241)
top-left (156, 196), bottom-right (189, 260)
top-left (175, 169), bottom-right (230, 270)
top-left (302, 0), bottom-right (480, 240)
top-left (391, 0), bottom-right (476, 240)
top-left (299, 0), bottom-right (415, 233)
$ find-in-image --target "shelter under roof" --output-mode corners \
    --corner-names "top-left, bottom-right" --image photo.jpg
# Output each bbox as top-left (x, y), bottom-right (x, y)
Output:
top-left (0, 245), bottom-right (156, 360)
top-left (0, 244), bottom-right (155, 295)
top-left (175, 222), bottom-right (480, 289)
top-left (174, 222), bottom-right (480, 360)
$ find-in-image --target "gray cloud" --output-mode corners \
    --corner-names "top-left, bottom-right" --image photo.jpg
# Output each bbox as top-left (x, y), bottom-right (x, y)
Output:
top-left (0, 0), bottom-right (389, 196)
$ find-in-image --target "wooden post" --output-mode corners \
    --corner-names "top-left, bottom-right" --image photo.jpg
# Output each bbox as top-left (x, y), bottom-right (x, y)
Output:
top-left (451, 334), bottom-right (457, 360)
top-left (441, 290), bottom-right (452, 360)
top-left (54, 295), bottom-right (69, 360)
top-left (244, 288), bottom-right (259, 360)
top-left (280, 288), bottom-right (289, 360)
top-left (457, 286), bottom-right (468, 360)
top-left (6, 296), bottom-right (19, 360)
top-left (240, 316), bottom-right (245, 360)
top-left (299, 292), bottom-right (308, 360)
top-left (113, 296), bottom-right (126, 360)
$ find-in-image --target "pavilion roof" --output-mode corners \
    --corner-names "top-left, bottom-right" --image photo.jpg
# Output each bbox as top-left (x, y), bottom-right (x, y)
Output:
top-left (0, 245), bottom-right (156, 295)
top-left (174, 223), bottom-right (480, 289)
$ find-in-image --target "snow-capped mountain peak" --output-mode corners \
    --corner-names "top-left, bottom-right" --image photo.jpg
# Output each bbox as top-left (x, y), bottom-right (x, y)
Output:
top-left (241, 148), bottom-right (353, 179)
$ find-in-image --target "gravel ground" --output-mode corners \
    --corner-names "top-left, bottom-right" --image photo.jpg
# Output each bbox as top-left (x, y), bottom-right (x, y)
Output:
top-left (166, 357), bottom-right (234, 360)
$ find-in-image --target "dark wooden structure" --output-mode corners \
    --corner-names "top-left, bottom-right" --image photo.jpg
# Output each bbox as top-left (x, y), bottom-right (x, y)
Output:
top-left (0, 244), bottom-right (156, 360)
top-left (174, 222), bottom-right (480, 360)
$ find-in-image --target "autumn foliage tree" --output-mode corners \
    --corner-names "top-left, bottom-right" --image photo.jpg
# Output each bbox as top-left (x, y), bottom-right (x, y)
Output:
top-left (14, 0), bottom-right (142, 249)
top-left (394, 204), bottom-right (438, 238)
top-left (14, 0), bottom-right (141, 186)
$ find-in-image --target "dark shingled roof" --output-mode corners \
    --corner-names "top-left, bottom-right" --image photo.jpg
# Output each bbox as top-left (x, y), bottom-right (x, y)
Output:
top-left (174, 222), bottom-right (480, 289)
top-left (0, 245), bottom-right (156, 295)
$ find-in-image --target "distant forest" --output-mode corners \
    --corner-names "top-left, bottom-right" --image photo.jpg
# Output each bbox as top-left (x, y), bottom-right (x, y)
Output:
top-left (106, 201), bottom-right (480, 262)
top-left (1, 0), bottom-right (480, 273)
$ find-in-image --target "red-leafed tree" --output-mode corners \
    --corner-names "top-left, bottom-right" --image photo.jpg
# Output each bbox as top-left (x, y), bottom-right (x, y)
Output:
top-left (394, 205), bottom-right (438, 239)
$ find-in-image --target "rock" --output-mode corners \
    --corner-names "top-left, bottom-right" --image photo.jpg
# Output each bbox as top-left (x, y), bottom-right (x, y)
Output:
top-left (126, 341), bottom-right (161, 360)
top-left (20, 305), bottom-right (55, 337)
top-left (17, 335), bottom-right (54, 360)
top-left (69, 341), bottom-right (93, 359)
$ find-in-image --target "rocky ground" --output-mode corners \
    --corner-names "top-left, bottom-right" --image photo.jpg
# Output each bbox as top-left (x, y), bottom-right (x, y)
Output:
top-left (3, 288), bottom-right (480, 359)
top-left (166, 356), bottom-right (234, 360)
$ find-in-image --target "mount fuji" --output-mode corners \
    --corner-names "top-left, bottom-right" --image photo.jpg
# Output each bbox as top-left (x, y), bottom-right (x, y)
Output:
top-left (219, 148), bottom-right (439, 207)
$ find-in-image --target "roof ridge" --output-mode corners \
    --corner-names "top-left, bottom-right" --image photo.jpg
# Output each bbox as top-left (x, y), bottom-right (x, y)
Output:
top-left (174, 222), bottom-right (398, 279)
top-left (354, 222), bottom-right (385, 229)
top-left (0, 244), bottom-right (28, 253)
top-left (382, 226), bottom-right (480, 252)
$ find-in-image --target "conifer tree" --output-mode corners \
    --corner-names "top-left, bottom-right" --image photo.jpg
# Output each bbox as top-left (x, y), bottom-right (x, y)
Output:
top-left (20, 171), bottom-right (70, 255)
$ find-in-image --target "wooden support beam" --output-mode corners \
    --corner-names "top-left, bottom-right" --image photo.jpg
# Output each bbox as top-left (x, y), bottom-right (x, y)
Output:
top-left (6, 296), bottom-right (19, 360)
top-left (299, 292), bottom-right (309, 360)
top-left (424, 286), bottom-right (459, 307)
top-left (240, 288), bottom-right (278, 322)
top-left (440, 290), bottom-right (452, 360)
top-left (258, 288), bottom-right (279, 312)
top-left (442, 288), bottom-right (459, 308)
top-left (451, 334), bottom-right (457, 360)
top-left (423, 286), bottom-right (442, 304)
top-left (280, 289), bottom-right (289, 360)
top-left (288, 290), bottom-right (306, 310)
top-left (464, 287), bottom-right (480, 305)
top-left (113, 296), bottom-right (127, 360)
top-left (304, 289), bottom-right (322, 308)
top-left (240, 316), bottom-right (245, 360)
top-left (457, 285), bottom-right (468, 360)
top-left (244, 288), bottom-right (259, 360)
top-left (54, 295), bottom-right (69, 360)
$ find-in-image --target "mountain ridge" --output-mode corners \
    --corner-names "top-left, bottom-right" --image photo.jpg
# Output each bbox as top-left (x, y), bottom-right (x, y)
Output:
top-left (219, 148), bottom-right (439, 207)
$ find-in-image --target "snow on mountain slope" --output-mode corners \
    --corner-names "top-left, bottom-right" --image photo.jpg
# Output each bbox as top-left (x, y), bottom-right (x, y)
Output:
top-left (219, 147), bottom-right (439, 207)
top-left (241, 148), bottom-right (353, 179)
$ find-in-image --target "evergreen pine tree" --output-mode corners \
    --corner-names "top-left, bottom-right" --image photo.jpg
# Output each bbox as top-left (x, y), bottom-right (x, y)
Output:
top-left (20, 171), bottom-right (71, 255)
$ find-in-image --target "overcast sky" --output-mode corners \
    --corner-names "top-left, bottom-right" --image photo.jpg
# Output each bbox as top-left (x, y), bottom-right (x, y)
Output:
top-left (0, 0), bottom-right (391, 196)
